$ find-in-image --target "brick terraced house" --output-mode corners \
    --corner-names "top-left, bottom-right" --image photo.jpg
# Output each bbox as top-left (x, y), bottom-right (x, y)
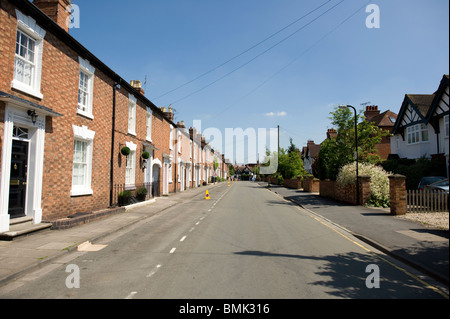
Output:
top-left (0, 0), bottom-right (228, 233)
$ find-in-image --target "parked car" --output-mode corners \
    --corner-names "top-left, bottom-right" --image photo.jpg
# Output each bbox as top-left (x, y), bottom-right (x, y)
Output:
top-left (418, 176), bottom-right (447, 191)
top-left (424, 178), bottom-right (449, 193)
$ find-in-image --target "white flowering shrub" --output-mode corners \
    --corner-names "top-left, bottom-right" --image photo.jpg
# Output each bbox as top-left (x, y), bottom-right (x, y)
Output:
top-left (337, 162), bottom-right (391, 207)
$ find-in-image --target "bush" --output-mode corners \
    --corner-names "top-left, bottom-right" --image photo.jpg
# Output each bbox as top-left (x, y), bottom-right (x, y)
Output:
top-left (337, 162), bottom-right (391, 207)
top-left (380, 157), bottom-right (447, 190)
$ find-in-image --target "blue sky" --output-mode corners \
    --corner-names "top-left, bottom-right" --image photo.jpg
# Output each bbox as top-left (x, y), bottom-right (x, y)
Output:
top-left (69, 0), bottom-right (448, 164)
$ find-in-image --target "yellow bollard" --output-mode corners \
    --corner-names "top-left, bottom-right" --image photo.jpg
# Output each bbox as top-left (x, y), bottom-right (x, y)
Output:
top-left (205, 190), bottom-right (210, 200)
top-left (227, 181), bottom-right (230, 186)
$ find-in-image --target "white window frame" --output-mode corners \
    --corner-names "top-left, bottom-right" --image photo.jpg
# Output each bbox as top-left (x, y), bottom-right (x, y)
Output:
top-left (12, 10), bottom-right (46, 99)
top-left (407, 124), bottom-right (429, 144)
top-left (128, 95), bottom-right (137, 136)
top-left (71, 125), bottom-right (95, 197)
top-left (169, 125), bottom-right (174, 150)
top-left (125, 141), bottom-right (137, 187)
top-left (146, 107), bottom-right (152, 142)
top-left (445, 115), bottom-right (449, 138)
top-left (77, 57), bottom-right (95, 119)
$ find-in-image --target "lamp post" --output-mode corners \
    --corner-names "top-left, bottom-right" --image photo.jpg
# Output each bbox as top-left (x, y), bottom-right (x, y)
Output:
top-left (339, 105), bottom-right (359, 205)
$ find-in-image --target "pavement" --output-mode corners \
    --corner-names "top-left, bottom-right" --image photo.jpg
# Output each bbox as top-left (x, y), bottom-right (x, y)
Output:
top-left (262, 182), bottom-right (449, 286)
top-left (0, 180), bottom-right (448, 291)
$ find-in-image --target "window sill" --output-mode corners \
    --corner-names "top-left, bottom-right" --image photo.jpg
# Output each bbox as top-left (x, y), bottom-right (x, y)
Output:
top-left (77, 108), bottom-right (94, 120)
top-left (11, 80), bottom-right (43, 99)
top-left (71, 188), bottom-right (93, 197)
top-left (128, 131), bottom-right (137, 137)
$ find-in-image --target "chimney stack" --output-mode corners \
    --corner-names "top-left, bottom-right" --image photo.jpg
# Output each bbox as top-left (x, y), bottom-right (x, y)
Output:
top-left (163, 106), bottom-right (174, 121)
top-left (130, 80), bottom-right (145, 95)
top-left (33, 0), bottom-right (71, 32)
top-left (326, 128), bottom-right (337, 140)
top-left (364, 105), bottom-right (380, 121)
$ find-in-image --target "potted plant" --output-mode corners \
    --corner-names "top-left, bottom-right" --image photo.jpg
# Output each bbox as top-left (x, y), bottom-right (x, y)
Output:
top-left (118, 190), bottom-right (132, 206)
top-left (121, 146), bottom-right (131, 156)
top-left (141, 151), bottom-right (150, 160)
top-left (136, 187), bottom-right (148, 201)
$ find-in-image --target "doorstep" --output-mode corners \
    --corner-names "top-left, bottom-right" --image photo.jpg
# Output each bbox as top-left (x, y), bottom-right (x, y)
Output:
top-left (0, 216), bottom-right (52, 241)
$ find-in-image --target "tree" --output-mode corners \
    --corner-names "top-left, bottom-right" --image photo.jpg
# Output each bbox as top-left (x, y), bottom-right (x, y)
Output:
top-left (317, 106), bottom-right (390, 180)
top-left (228, 164), bottom-right (235, 176)
top-left (277, 139), bottom-right (306, 180)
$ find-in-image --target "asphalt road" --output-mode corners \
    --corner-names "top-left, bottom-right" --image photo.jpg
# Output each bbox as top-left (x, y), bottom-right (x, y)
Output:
top-left (2, 181), bottom-right (447, 299)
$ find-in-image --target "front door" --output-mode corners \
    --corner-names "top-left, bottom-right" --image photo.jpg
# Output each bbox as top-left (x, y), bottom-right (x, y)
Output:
top-left (9, 139), bottom-right (29, 219)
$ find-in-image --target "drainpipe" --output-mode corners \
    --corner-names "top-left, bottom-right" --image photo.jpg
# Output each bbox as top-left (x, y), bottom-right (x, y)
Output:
top-left (110, 81), bottom-right (120, 207)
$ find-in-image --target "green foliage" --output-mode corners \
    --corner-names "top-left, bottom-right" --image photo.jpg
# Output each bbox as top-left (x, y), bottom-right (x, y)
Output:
top-left (317, 106), bottom-right (390, 180)
top-left (277, 139), bottom-right (307, 180)
top-left (228, 164), bottom-right (235, 176)
top-left (213, 157), bottom-right (218, 170)
top-left (380, 157), bottom-right (447, 190)
top-left (337, 162), bottom-right (391, 207)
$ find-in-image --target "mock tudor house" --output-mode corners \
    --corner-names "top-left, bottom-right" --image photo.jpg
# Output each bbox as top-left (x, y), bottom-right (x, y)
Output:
top-left (391, 74), bottom-right (449, 176)
top-left (302, 140), bottom-right (321, 175)
top-left (0, 0), bottom-right (229, 234)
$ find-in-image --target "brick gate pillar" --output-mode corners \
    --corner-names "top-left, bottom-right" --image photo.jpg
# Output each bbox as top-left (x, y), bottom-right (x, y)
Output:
top-left (358, 175), bottom-right (371, 205)
top-left (389, 175), bottom-right (407, 215)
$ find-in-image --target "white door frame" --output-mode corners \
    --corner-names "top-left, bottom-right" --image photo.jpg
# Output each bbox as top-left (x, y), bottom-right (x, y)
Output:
top-left (0, 105), bottom-right (46, 232)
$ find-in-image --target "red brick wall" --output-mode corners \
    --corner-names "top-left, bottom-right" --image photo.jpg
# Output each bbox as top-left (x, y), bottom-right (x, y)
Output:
top-left (1, 1), bottom-right (223, 222)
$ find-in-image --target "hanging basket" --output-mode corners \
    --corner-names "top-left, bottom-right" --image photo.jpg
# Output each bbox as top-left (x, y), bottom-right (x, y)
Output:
top-left (142, 151), bottom-right (150, 160)
top-left (121, 146), bottom-right (131, 156)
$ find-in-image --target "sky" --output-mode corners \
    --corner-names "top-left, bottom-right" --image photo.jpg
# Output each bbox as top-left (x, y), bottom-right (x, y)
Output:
top-left (68, 0), bottom-right (449, 164)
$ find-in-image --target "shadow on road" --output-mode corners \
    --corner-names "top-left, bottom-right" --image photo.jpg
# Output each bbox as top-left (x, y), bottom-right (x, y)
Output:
top-left (233, 250), bottom-right (447, 299)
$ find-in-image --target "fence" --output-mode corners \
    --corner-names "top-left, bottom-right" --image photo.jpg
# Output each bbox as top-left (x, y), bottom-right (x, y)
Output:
top-left (112, 182), bottom-right (159, 207)
top-left (407, 190), bottom-right (448, 213)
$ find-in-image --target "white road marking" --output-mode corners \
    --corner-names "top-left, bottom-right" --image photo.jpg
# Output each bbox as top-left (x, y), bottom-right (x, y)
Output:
top-left (125, 291), bottom-right (137, 299)
top-left (146, 264), bottom-right (162, 278)
top-left (170, 247), bottom-right (176, 254)
top-left (180, 236), bottom-right (187, 242)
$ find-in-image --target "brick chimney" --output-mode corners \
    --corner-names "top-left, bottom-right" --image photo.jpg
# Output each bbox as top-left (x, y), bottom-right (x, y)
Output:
top-left (177, 121), bottom-right (186, 129)
top-left (130, 80), bottom-right (145, 95)
top-left (163, 106), bottom-right (174, 121)
top-left (326, 129), bottom-right (337, 140)
top-left (364, 105), bottom-right (380, 121)
top-left (33, 0), bottom-right (71, 32)
top-left (189, 127), bottom-right (197, 139)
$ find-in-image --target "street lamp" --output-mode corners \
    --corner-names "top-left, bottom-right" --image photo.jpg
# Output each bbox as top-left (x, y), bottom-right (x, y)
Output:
top-left (339, 104), bottom-right (359, 205)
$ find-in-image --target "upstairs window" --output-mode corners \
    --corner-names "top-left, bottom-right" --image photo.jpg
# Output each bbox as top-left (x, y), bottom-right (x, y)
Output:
top-left (445, 115), bottom-right (449, 138)
top-left (12, 10), bottom-right (46, 99)
top-left (14, 30), bottom-right (35, 87)
top-left (128, 95), bottom-right (136, 135)
top-left (146, 107), bottom-right (152, 142)
top-left (77, 57), bottom-right (95, 118)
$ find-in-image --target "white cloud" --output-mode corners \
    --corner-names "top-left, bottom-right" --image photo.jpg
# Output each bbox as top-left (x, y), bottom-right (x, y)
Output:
top-left (264, 111), bottom-right (287, 117)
